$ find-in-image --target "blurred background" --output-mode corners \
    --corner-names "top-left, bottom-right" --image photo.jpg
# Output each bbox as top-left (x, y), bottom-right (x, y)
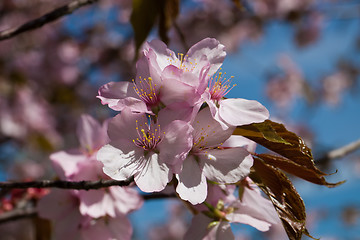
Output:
top-left (0, 0), bottom-right (359, 239)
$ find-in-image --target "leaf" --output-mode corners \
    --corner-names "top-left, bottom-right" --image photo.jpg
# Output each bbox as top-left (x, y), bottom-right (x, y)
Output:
top-left (158, 0), bottom-right (179, 44)
top-left (250, 157), bottom-right (313, 240)
top-left (233, 120), bottom-right (325, 177)
top-left (257, 154), bottom-right (344, 187)
top-left (130, 0), bottom-right (160, 53)
top-left (34, 217), bottom-right (52, 240)
top-left (232, 0), bottom-right (245, 11)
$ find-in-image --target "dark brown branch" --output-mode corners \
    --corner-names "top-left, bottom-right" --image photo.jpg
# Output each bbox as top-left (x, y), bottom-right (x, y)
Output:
top-left (0, 208), bottom-right (37, 224)
top-left (142, 193), bottom-right (177, 200)
top-left (0, 178), bottom-right (133, 190)
top-left (0, 192), bottom-right (177, 224)
top-left (0, 0), bottom-right (99, 41)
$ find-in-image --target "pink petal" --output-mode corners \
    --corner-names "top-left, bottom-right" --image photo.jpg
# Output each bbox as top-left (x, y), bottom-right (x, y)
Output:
top-left (160, 66), bottom-right (200, 107)
top-left (186, 38), bottom-right (226, 76)
top-left (78, 190), bottom-right (113, 218)
top-left (77, 114), bottom-right (108, 153)
top-left (158, 120), bottom-right (193, 173)
top-left (176, 156), bottom-right (207, 204)
top-left (144, 39), bottom-right (177, 71)
top-left (97, 145), bottom-right (139, 181)
top-left (157, 104), bottom-right (196, 126)
top-left (206, 220), bottom-right (234, 240)
top-left (218, 98), bottom-right (269, 126)
top-left (81, 215), bottom-right (132, 240)
top-left (109, 186), bottom-right (144, 214)
top-left (222, 135), bottom-right (257, 152)
top-left (97, 82), bottom-right (149, 113)
top-left (227, 185), bottom-right (279, 231)
top-left (192, 107), bottom-right (234, 147)
top-left (37, 189), bottom-right (78, 221)
top-left (136, 49), bottom-right (162, 88)
top-left (107, 109), bottom-right (145, 153)
top-left (134, 152), bottom-right (171, 192)
top-left (50, 150), bottom-right (87, 179)
top-left (184, 214), bottom-right (213, 240)
top-left (200, 147), bottom-right (253, 183)
top-left (73, 158), bottom-right (105, 181)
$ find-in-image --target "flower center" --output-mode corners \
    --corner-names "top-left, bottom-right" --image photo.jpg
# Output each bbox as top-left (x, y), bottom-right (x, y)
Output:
top-left (167, 53), bottom-right (197, 72)
top-left (132, 77), bottom-right (159, 106)
top-left (132, 119), bottom-right (164, 151)
top-left (209, 70), bottom-right (236, 101)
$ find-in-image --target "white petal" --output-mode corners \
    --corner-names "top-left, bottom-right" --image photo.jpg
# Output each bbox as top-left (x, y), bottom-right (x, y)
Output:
top-left (176, 156), bottom-right (207, 204)
top-left (201, 148), bottom-right (253, 183)
top-left (134, 152), bottom-right (171, 192)
top-left (219, 98), bottom-right (269, 126)
top-left (97, 144), bottom-right (138, 181)
top-left (186, 38), bottom-right (226, 76)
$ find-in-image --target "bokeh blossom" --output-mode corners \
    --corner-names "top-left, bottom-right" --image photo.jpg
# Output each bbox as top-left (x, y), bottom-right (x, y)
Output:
top-left (37, 114), bottom-right (143, 239)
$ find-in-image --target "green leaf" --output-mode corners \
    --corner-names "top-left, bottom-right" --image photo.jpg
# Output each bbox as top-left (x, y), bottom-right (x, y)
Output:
top-left (250, 157), bottom-right (313, 240)
top-left (130, 0), bottom-right (161, 53)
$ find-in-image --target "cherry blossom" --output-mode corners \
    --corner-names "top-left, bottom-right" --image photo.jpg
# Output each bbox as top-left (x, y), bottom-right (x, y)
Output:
top-left (97, 38), bottom-right (225, 115)
top-left (203, 70), bottom-right (270, 129)
top-left (185, 181), bottom-right (280, 239)
top-left (175, 107), bottom-right (254, 204)
top-left (37, 189), bottom-right (133, 240)
top-left (38, 114), bottom-right (143, 239)
top-left (97, 108), bottom-right (193, 192)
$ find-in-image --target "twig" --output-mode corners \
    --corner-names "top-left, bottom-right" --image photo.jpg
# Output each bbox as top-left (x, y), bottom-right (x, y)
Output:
top-left (317, 139), bottom-right (360, 163)
top-left (0, 0), bottom-right (99, 41)
top-left (0, 178), bottom-right (133, 190)
top-left (142, 193), bottom-right (177, 200)
top-left (0, 192), bottom-right (176, 224)
top-left (0, 208), bottom-right (37, 224)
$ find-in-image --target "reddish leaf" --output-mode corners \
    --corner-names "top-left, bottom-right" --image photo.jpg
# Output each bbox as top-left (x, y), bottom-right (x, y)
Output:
top-left (233, 120), bottom-right (343, 186)
top-left (257, 154), bottom-right (344, 187)
top-left (250, 157), bottom-right (310, 240)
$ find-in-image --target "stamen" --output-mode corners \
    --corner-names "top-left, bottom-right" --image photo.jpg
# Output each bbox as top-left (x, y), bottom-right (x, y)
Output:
top-left (132, 77), bottom-right (159, 106)
top-left (132, 119), bottom-right (163, 151)
top-left (167, 53), bottom-right (197, 72)
top-left (209, 70), bottom-right (237, 101)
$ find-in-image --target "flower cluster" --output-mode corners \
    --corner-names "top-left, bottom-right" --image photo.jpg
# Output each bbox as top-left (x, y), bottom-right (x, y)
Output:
top-left (37, 38), bottom-right (275, 239)
top-left (96, 38), bottom-right (273, 237)
top-left (37, 115), bottom-right (143, 239)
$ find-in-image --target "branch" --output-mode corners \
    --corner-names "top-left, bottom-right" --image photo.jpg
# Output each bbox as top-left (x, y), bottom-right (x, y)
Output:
top-left (0, 178), bottom-right (133, 190)
top-left (317, 138), bottom-right (360, 164)
top-left (0, 207), bottom-right (37, 224)
top-left (0, 0), bottom-right (99, 41)
top-left (0, 192), bottom-right (177, 225)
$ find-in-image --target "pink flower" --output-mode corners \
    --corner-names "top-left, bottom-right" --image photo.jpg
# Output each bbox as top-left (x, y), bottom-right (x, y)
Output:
top-left (97, 108), bottom-right (193, 192)
top-left (175, 107), bottom-right (254, 204)
top-left (97, 38), bottom-right (226, 116)
top-left (49, 114), bottom-right (143, 219)
top-left (203, 70), bottom-right (269, 129)
top-left (37, 189), bottom-right (133, 240)
top-left (184, 182), bottom-right (280, 240)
